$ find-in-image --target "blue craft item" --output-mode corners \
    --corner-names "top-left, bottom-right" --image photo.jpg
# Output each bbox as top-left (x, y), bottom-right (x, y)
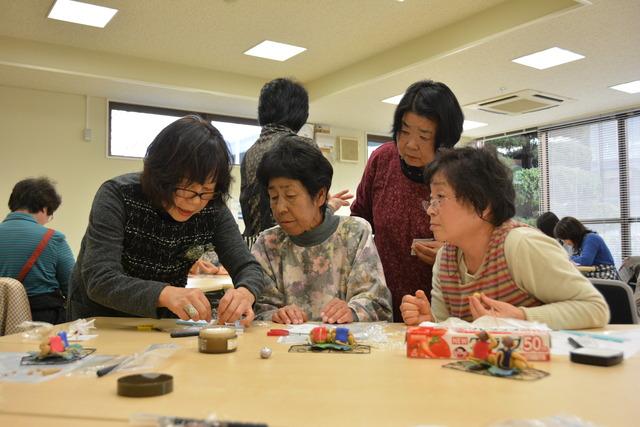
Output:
top-left (488, 366), bottom-right (517, 377)
top-left (335, 327), bottom-right (349, 344)
top-left (57, 331), bottom-right (69, 348)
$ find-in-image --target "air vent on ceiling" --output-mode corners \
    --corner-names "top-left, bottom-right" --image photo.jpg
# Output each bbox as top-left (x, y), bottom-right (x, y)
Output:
top-left (465, 90), bottom-right (571, 115)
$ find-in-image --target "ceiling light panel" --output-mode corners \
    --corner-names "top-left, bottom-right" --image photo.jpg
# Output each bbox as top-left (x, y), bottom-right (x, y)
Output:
top-left (381, 94), bottom-right (403, 105)
top-left (48, 0), bottom-right (118, 28)
top-left (610, 80), bottom-right (640, 94)
top-left (512, 47), bottom-right (584, 70)
top-left (463, 120), bottom-right (488, 131)
top-left (244, 40), bottom-right (306, 62)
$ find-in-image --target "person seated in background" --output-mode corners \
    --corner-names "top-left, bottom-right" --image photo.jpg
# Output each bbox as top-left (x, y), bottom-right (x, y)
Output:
top-left (0, 177), bottom-right (74, 324)
top-left (240, 77), bottom-right (352, 245)
top-left (554, 216), bottom-right (620, 280)
top-left (400, 147), bottom-right (609, 330)
top-left (252, 136), bottom-right (393, 324)
top-left (536, 211), bottom-right (559, 239)
top-left (68, 115), bottom-right (263, 325)
top-left (536, 211), bottom-right (572, 254)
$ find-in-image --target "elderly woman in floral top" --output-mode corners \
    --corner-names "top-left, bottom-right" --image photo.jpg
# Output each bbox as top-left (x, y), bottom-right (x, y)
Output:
top-left (252, 136), bottom-right (393, 324)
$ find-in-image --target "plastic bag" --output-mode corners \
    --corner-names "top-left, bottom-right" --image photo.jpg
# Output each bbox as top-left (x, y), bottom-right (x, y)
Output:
top-left (108, 343), bottom-right (181, 376)
top-left (17, 321), bottom-right (54, 341)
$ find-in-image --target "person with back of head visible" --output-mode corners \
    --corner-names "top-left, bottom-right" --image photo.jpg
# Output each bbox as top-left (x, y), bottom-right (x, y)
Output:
top-left (0, 177), bottom-right (74, 324)
top-left (536, 211), bottom-right (560, 239)
top-left (536, 211), bottom-right (571, 254)
top-left (240, 77), bottom-right (352, 244)
top-left (68, 115), bottom-right (263, 325)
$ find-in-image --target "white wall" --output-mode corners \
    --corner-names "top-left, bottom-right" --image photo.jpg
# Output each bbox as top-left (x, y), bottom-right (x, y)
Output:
top-left (0, 85), bottom-right (369, 255)
top-left (318, 127), bottom-right (374, 216)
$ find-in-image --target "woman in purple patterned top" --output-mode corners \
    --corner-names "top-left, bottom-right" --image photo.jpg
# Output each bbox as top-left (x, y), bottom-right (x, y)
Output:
top-left (351, 80), bottom-right (464, 321)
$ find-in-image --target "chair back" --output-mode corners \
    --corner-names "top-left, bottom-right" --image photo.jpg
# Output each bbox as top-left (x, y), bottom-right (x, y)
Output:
top-left (635, 278), bottom-right (640, 319)
top-left (0, 277), bottom-right (32, 335)
top-left (619, 256), bottom-right (640, 287)
top-left (589, 278), bottom-right (639, 324)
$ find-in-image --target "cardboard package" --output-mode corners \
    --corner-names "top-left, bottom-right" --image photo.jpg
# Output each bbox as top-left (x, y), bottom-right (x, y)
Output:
top-left (406, 325), bottom-right (551, 361)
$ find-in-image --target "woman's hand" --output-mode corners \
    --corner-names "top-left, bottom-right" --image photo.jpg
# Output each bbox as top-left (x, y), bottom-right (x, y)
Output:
top-left (217, 287), bottom-right (256, 327)
top-left (189, 259), bottom-right (220, 275)
top-left (400, 290), bottom-right (433, 325)
top-left (327, 189), bottom-right (354, 212)
top-left (468, 294), bottom-right (525, 321)
top-left (157, 286), bottom-right (212, 321)
top-left (412, 240), bottom-right (443, 265)
top-left (272, 304), bottom-right (308, 324)
top-left (321, 298), bottom-right (354, 324)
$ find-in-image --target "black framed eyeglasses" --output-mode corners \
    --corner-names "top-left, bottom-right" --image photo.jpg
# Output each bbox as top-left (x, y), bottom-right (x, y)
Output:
top-left (174, 188), bottom-right (217, 201)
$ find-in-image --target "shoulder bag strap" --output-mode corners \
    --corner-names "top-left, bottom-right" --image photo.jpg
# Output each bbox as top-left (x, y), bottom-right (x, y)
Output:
top-left (17, 229), bottom-right (55, 283)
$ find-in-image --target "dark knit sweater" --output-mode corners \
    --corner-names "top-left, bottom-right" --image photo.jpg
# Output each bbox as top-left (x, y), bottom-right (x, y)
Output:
top-left (351, 142), bottom-right (433, 321)
top-left (69, 173), bottom-right (264, 319)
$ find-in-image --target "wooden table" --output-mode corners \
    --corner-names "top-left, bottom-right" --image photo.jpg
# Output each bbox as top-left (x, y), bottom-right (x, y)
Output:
top-left (0, 318), bottom-right (638, 427)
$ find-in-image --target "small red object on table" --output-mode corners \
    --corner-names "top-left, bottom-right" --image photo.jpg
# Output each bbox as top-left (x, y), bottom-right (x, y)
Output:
top-left (267, 329), bottom-right (289, 336)
top-left (49, 336), bottom-right (65, 353)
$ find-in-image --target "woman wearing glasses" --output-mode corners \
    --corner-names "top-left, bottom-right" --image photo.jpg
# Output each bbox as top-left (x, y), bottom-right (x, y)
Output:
top-left (400, 147), bottom-right (609, 330)
top-left (351, 80), bottom-right (464, 321)
top-left (68, 116), bottom-right (263, 325)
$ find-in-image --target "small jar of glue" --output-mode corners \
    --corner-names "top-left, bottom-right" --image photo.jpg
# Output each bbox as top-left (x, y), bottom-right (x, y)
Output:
top-left (198, 326), bottom-right (237, 354)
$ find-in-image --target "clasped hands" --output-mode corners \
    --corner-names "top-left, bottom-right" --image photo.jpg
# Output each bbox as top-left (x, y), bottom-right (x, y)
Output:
top-left (158, 285), bottom-right (255, 327)
top-left (272, 298), bottom-right (353, 324)
top-left (400, 290), bottom-right (525, 325)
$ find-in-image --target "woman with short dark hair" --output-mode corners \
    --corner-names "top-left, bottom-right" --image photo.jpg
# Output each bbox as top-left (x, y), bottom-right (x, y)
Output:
top-left (257, 77), bottom-right (309, 132)
top-left (554, 216), bottom-right (619, 279)
top-left (400, 147), bottom-right (609, 330)
top-left (252, 136), bottom-right (392, 324)
top-left (241, 77), bottom-right (353, 242)
top-left (351, 79), bottom-right (464, 321)
top-left (240, 78), bottom-right (312, 241)
top-left (8, 177), bottom-right (62, 215)
top-left (0, 177), bottom-right (73, 324)
top-left (69, 115), bottom-right (263, 324)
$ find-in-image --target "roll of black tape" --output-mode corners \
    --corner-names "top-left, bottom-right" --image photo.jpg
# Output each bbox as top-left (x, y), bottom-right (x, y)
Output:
top-left (117, 373), bottom-right (173, 397)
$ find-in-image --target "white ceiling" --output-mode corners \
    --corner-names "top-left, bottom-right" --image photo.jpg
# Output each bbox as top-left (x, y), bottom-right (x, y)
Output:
top-left (0, 0), bottom-right (639, 139)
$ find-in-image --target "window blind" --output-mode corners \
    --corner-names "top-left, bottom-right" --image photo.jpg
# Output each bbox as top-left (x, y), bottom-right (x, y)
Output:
top-left (540, 109), bottom-right (640, 266)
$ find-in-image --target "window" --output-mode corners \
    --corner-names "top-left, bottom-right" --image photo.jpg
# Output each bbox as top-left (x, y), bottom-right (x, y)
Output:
top-left (367, 134), bottom-right (390, 159)
top-left (211, 120), bottom-right (261, 165)
top-left (482, 132), bottom-right (540, 225)
top-left (540, 110), bottom-right (640, 266)
top-left (109, 102), bottom-right (260, 165)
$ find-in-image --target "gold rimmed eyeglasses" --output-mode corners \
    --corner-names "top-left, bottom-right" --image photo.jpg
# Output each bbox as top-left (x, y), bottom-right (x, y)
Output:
top-left (422, 195), bottom-right (455, 212)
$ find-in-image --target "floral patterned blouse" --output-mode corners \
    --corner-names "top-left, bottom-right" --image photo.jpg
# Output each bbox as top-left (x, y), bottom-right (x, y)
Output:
top-left (252, 216), bottom-right (393, 322)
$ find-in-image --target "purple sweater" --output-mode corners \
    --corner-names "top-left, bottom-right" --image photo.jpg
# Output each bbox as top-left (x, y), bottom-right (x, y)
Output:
top-left (351, 142), bottom-right (433, 321)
